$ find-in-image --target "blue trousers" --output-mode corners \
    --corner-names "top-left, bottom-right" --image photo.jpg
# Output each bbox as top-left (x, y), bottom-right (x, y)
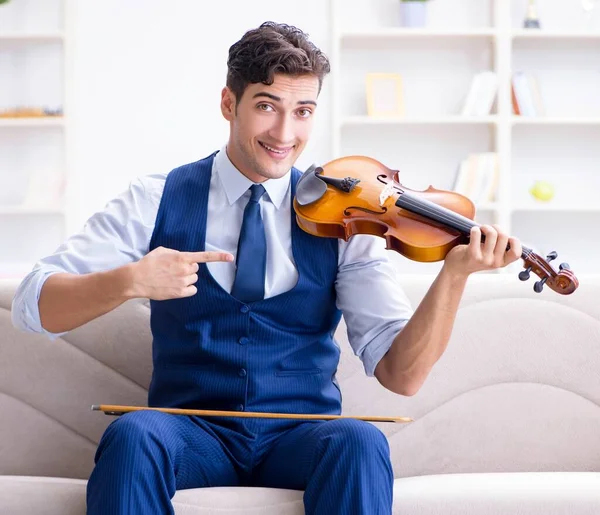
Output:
top-left (86, 410), bottom-right (393, 514)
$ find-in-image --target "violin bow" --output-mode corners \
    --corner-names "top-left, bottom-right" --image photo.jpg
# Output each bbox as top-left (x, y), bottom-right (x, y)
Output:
top-left (91, 404), bottom-right (413, 424)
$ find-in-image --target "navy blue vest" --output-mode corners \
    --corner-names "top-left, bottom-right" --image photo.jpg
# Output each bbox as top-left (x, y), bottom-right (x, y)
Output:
top-left (147, 152), bottom-right (343, 418)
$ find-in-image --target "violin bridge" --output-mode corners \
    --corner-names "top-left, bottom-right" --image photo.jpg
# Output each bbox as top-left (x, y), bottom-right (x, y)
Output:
top-left (379, 182), bottom-right (395, 206)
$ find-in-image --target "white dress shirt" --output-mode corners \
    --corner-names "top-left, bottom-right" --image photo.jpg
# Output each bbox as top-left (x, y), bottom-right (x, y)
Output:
top-left (11, 147), bottom-right (414, 377)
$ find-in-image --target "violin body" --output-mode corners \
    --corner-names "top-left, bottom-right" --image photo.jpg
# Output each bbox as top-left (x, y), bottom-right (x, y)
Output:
top-left (295, 156), bottom-right (474, 262)
top-left (293, 155), bottom-right (578, 295)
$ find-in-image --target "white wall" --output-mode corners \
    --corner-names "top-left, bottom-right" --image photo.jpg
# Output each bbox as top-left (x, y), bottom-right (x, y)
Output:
top-left (69, 0), bottom-right (332, 226)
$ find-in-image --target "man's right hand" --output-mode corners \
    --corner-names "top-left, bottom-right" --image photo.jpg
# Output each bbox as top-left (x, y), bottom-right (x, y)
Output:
top-left (36, 246), bottom-right (234, 334)
top-left (127, 246), bottom-right (234, 300)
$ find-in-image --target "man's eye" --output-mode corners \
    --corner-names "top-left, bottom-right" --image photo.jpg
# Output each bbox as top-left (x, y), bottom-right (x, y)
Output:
top-left (258, 104), bottom-right (273, 112)
top-left (298, 109), bottom-right (312, 118)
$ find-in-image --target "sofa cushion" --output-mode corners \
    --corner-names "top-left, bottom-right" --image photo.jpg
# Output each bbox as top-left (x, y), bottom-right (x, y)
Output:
top-left (393, 472), bottom-right (600, 514)
top-left (2, 472), bottom-right (600, 515)
top-left (0, 476), bottom-right (87, 515)
top-left (0, 476), bottom-right (304, 515)
top-left (172, 486), bottom-right (303, 514)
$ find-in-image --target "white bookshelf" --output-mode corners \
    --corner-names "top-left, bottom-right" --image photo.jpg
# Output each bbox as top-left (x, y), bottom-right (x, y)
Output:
top-left (341, 115), bottom-right (499, 126)
top-left (0, 117), bottom-right (65, 127)
top-left (340, 28), bottom-right (498, 41)
top-left (512, 30), bottom-right (600, 40)
top-left (0, 32), bottom-right (64, 42)
top-left (0, 0), bottom-right (70, 280)
top-left (329, 0), bottom-right (600, 278)
top-left (512, 117), bottom-right (600, 125)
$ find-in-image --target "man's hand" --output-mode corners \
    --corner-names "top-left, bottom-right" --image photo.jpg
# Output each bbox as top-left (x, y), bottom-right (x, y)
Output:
top-left (127, 246), bottom-right (234, 300)
top-left (443, 225), bottom-right (522, 279)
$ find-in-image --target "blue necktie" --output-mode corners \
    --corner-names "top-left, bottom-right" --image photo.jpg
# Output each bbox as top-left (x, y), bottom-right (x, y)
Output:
top-left (231, 184), bottom-right (267, 303)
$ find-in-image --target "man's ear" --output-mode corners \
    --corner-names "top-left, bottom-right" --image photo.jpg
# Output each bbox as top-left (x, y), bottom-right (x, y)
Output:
top-left (220, 87), bottom-right (236, 121)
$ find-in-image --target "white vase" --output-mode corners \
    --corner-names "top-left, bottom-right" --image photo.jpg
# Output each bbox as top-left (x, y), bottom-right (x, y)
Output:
top-left (400, 2), bottom-right (428, 28)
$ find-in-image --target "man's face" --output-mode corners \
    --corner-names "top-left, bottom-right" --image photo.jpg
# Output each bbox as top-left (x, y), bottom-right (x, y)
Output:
top-left (221, 73), bottom-right (320, 183)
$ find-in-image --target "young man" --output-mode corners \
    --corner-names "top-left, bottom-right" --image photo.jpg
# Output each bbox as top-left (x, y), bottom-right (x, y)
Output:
top-left (12, 21), bottom-right (522, 515)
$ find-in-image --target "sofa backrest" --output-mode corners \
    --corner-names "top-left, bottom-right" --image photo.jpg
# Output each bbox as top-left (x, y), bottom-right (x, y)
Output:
top-left (1, 274), bottom-right (599, 480)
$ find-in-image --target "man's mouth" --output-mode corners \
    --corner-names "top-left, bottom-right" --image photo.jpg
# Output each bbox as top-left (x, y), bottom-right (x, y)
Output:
top-left (259, 141), bottom-right (293, 160)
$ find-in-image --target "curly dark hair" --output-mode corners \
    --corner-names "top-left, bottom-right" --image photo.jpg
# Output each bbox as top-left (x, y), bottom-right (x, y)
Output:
top-left (226, 21), bottom-right (331, 104)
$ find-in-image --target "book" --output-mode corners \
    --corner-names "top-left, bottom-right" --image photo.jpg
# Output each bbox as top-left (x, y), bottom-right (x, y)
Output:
top-left (461, 71), bottom-right (498, 116)
top-left (452, 153), bottom-right (499, 204)
top-left (512, 71), bottom-right (545, 116)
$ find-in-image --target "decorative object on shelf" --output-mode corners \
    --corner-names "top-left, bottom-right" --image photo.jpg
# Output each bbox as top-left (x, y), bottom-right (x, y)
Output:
top-left (293, 156), bottom-right (578, 295)
top-left (523, 0), bottom-right (541, 28)
top-left (365, 73), bottom-right (405, 117)
top-left (461, 71), bottom-right (498, 116)
top-left (399, 0), bottom-right (431, 28)
top-left (0, 107), bottom-right (63, 118)
top-left (511, 71), bottom-right (545, 116)
top-left (529, 180), bottom-right (555, 202)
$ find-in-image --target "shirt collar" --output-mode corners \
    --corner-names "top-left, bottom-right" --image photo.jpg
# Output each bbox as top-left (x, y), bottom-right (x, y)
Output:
top-left (215, 145), bottom-right (290, 209)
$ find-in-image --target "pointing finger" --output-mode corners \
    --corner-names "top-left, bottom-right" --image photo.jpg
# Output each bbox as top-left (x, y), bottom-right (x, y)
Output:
top-left (181, 251), bottom-right (234, 263)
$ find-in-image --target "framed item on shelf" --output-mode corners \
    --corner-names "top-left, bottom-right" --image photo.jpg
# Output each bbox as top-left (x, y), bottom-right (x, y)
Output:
top-left (365, 73), bottom-right (405, 117)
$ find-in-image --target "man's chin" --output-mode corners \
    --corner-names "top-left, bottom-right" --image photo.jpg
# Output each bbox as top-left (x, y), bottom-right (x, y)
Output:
top-left (258, 160), bottom-right (294, 179)
top-left (261, 168), bottom-right (289, 180)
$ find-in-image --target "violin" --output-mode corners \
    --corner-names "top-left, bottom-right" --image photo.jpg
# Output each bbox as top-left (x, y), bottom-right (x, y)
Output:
top-left (293, 155), bottom-right (578, 295)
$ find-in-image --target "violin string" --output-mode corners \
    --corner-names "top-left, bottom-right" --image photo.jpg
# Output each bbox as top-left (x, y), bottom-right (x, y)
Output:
top-left (397, 193), bottom-right (477, 233)
top-left (396, 193), bottom-right (534, 260)
top-left (399, 193), bottom-right (535, 259)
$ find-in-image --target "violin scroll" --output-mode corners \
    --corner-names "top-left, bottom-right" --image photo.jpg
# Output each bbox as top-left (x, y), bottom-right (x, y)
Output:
top-left (518, 249), bottom-right (578, 295)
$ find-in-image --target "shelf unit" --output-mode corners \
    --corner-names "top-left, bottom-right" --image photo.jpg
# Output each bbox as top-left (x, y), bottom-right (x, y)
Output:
top-left (0, 32), bottom-right (64, 42)
top-left (329, 0), bottom-right (600, 277)
top-left (0, 0), bottom-right (70, 279)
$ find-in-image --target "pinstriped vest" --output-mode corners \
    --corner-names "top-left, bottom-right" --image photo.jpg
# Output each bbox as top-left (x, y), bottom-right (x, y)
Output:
top-left (147, 152), bottom-right (343, 417)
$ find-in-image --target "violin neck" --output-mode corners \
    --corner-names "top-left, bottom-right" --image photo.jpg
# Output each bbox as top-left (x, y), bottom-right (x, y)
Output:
top-left (395, 192), bottom-right (531, 258)
top-left (395, 191), bottom-right (478, 234)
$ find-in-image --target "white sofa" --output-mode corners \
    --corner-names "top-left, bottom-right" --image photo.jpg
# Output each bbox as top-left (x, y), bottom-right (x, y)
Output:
top-left (1, 274), bottom-right (600, 514)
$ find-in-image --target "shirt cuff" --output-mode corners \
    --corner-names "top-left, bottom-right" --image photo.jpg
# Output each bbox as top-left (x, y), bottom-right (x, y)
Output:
top-left (11, 266), bottom-right (69, 340)
top-left (360, 320), bottom-right (409, 377)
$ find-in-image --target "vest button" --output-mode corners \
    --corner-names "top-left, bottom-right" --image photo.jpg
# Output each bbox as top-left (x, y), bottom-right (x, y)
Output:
top-left (240, 305), bottom-right (250, 313)
top-left (238, 337), bottom-right (249, 345)
top-left (237, 404), bottom-right (244, 411)
top-left (238, 368), bottom-right (247, 377)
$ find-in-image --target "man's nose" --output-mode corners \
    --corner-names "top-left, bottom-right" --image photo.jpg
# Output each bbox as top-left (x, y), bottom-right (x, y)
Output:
top-left (270, 114), bottom-right (295, 144)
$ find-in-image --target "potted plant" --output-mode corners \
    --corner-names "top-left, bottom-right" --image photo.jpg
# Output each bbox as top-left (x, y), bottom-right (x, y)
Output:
top-left (399, 0), bottom-right (431, 28)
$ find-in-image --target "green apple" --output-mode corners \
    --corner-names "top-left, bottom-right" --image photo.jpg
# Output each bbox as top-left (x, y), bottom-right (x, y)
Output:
top-left (529, 180), bottom-right (555, 202)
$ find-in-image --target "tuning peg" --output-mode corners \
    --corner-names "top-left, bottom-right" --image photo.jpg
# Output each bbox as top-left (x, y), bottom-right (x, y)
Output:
top-left (519, 266), bottom-right (532, 281)
top-left (559, 262), bottom-right (570, 271)
top-left (534, 277), bottom-right (547, 293)
top-left (546, 251), bottom-right (558, 262)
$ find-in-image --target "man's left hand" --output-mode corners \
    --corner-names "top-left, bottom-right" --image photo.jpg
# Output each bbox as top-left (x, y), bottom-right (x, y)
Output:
top-left (443, 225), bottom-right (523, 278)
